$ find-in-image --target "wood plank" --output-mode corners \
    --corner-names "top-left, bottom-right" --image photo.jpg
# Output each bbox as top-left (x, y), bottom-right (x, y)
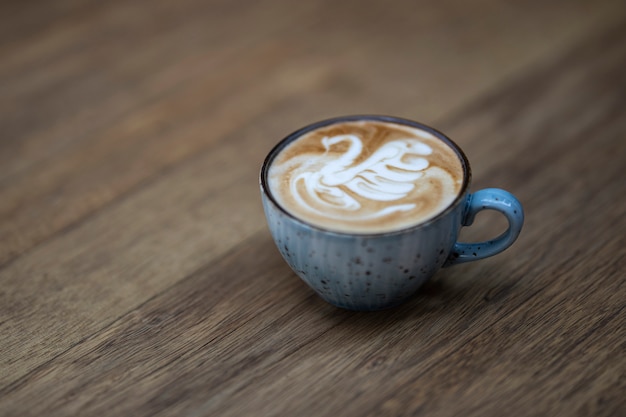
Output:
top-left (0, 0), bottom-right (93, 48)
top-left (1, 11), bottom-right (624, 417)
top-left (0, 0), bottom-right (318, 180)
top-left (0, 41), bottom-right (328, 266)
top-left (0, 95), bottom-right (322, 387)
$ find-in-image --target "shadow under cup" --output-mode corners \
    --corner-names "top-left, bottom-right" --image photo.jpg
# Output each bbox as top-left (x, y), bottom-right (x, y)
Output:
top-left (260, 115), bottom-right (524, 311)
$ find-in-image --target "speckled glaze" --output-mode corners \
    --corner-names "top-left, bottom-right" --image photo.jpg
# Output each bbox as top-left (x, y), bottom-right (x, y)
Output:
top-left (260, 115), bottom-right (524, 311)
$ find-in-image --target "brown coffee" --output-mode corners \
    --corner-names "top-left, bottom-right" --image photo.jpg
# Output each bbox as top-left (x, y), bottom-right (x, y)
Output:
top-left (267, 120), bottom-right (464, 233)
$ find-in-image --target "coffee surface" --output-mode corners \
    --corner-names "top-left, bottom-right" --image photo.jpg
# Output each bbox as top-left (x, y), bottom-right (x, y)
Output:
top-left (267, 120), bottom-right (464, 233)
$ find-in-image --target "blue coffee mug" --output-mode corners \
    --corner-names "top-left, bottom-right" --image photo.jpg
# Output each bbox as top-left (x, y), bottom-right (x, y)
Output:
top-left (260, 115), bottom-right (524, 311)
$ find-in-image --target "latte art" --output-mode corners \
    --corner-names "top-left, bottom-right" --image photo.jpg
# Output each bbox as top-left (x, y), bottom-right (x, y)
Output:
top-left (292, 135), bottom-right (432, 218)
top-left (268, 120), bottom-right (464, 233)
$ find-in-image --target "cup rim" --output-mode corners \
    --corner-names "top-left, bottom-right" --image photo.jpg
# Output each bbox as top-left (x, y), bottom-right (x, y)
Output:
top-left (259, 114), bottom-right (472, 237)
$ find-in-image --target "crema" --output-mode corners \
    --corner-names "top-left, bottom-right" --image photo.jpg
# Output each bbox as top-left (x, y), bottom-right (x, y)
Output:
top-left (267, 120), bottom-right (464, 233)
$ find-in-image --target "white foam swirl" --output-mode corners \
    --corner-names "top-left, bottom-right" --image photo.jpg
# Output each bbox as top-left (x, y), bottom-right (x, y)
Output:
top-left (290, 134), bottom-right (433, 220)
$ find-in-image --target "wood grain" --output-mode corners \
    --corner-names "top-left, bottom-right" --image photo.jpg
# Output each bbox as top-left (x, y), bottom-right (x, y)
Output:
top-left (1, 0), bottom-right (625, 416)
top-left (0, 0), bottom-right (619, 266)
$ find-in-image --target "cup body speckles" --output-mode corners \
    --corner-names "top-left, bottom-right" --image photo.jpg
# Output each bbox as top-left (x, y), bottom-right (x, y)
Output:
top-left (261, 191), bottom-right (466, 310)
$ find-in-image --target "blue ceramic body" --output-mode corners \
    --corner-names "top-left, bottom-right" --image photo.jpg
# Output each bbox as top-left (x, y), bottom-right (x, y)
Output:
top-left (261, 192), bottom-right (464, 310)
top-left (260, 116), bottom-right (524, 311)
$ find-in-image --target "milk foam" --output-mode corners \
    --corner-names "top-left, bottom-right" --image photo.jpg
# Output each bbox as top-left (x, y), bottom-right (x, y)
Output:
top-left (268, 121), bottom-right (464, 233)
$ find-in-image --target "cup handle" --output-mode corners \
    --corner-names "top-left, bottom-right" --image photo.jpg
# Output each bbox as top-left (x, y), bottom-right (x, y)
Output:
top-left (444, 188), bottom-right (524, 266)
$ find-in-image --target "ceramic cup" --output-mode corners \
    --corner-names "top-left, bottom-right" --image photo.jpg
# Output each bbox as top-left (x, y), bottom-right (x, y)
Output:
top-left (260, 115), bottom-right (524, 311)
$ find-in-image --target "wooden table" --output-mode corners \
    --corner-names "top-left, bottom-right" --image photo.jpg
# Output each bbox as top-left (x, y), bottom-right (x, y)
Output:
top-left (1, 0), bottom-right (625, 415)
